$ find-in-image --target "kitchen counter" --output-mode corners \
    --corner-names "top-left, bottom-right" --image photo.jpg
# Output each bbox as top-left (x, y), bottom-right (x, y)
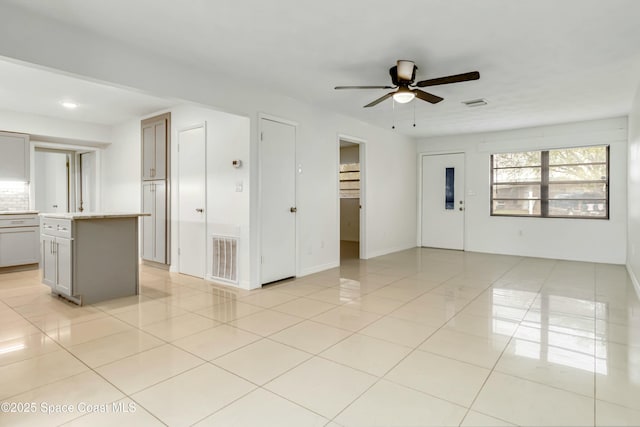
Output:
top-left (39, 212), bottom-right (149, 220)
top-left (40, 214), bottom-right (145, 305)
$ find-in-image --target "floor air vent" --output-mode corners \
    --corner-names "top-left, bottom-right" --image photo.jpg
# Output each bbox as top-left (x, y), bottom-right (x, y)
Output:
top-left (211, 235), bottom-right (238, 284)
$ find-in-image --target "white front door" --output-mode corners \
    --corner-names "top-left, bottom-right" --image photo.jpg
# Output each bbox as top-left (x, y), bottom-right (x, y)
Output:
top-left (260, 118), bottom-right (296, 284)
top-left (178, 125), bottom-right (206, 278)
top-left (421, 153), bottom-right (465, 250)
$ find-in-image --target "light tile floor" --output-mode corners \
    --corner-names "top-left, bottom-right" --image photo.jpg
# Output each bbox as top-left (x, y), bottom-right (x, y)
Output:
top-left (1, 248), bottom-right (639, 426)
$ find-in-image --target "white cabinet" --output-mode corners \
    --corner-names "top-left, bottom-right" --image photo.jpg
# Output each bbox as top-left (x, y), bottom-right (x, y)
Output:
top-left (142, 119), bottom-right (167, 180)
top-left (0, 213), bottom-right (39, 267)
top-left (141, 180), bottom-right (166, 263)
top-left (41, 234), bottom-right (72, 295)
top-left (0, 131), bottom-right (30, 182)
top-left (40, 219), bottom-right (73, 296)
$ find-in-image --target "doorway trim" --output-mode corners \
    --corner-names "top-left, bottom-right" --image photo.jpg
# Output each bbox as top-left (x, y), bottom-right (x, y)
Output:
top-left (30, 142), bottom-right (102, 213)
top-left (337, 134), bottom-right (367, 260)
top-left (257, 113), bottom-right (299, 286)
top-left (417, 150), bottom-right (466, 249)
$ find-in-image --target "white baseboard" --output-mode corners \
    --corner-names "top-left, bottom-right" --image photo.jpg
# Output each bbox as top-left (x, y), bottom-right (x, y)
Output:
top-left (627, 263), bottom-right (640, 301)
top-left (298, 261), bottom-right (340, 277)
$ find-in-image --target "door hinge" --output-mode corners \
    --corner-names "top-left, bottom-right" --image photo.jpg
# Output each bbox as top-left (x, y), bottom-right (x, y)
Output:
top-left (260, 132), bottom-right (263, 141)
top-left (178, 248), bottom-right (181, 255)
top-left (261, 256), bottom-right (264, 264)
top-left (177, 144), bottom-right (180, 152)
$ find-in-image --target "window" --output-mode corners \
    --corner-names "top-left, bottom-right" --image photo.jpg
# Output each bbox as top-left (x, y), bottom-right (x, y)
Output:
top-left (491, 145), bottom-right (609, 219)
top-left (340, 163), bottom-right (360, 198)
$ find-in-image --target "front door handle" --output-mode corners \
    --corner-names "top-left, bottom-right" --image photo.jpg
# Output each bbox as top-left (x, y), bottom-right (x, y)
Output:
top-left (195, 208), bottom-right (204, 213)
top-left (290, 207), bottom-right (297, 213)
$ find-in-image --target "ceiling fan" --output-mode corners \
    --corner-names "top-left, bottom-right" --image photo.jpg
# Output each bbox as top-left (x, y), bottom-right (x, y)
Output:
top-left (335, 60), bottom-right (480, 108)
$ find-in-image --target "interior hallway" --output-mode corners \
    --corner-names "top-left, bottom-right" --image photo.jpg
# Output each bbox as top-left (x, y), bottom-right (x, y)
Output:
top-left (0, 248), bottom-right (639, 426)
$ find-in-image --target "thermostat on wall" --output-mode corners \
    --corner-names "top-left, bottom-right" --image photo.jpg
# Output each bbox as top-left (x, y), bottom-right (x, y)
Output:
top-left (232, 160), bottom-right (242, 168)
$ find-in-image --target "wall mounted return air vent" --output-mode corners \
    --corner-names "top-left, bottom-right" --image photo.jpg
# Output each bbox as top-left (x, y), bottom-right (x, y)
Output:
top-left (462, 98), bottom-right (488, 107)
top-left (211, 235), bottom-right (238, 285)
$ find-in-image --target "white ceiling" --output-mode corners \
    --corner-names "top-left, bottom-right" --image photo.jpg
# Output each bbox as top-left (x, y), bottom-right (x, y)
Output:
top-left (3, 0), bottom-right (640, 137)
top-left (0, 59), bottom-right (175, 126)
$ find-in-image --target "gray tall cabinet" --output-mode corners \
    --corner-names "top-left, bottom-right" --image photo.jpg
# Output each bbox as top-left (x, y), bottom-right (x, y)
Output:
top-left (141, 113), bottom-right (170, 265)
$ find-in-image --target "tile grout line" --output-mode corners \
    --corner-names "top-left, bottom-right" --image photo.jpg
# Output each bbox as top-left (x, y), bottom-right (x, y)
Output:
top-left (456, 256), bottom-right (556, 427)
top-left (328, 256), bottom-right (528, 425)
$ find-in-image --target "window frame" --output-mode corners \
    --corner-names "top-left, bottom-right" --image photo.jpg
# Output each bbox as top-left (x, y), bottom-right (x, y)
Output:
top-left (490, 145), bottom-right (609, 220)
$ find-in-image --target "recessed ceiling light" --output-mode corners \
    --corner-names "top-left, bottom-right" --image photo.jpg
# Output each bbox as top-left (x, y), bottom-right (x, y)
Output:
top-left (60, 101), bottom-right (78, 109)
top-left (462, 98), bottom-right (488, 107)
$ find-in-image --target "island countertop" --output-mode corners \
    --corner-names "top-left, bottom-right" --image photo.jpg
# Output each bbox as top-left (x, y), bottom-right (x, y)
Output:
top-left (39, 212), bottom-right (150, 220)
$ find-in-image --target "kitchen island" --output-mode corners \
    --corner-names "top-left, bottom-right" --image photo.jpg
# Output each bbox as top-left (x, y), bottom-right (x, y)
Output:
top-left (40, 212), bottom-right (149, 305)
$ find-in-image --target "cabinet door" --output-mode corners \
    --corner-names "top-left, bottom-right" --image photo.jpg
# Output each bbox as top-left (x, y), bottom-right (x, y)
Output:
top-left (0, 228), bottom-right (39, 267)
top-left (141, 120), bottom-right (166, 181)
top-left (153, 181), bottom-right (166, 263)
top-left (154, 121), bottom-right (167, 180)
top-left (41, 235), bottom-right (56, 287)
top-left (141, 182), bottom-right (155, 261)
top-left (0, 132), bottom-right (29, 182)
top-left (142, 124), bottom-right (156, 180)
top-left (55, 238), bottom-right (73, 296)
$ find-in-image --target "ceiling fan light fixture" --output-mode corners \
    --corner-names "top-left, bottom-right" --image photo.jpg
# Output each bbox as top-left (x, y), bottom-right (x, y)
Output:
top-left (392, 88), bottom-right (415, 104)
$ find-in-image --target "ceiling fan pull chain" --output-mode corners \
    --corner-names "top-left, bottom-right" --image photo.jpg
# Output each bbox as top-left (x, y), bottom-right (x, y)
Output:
top-left (413, 101), bottom-right (416, 127)
top-left (392, 98), bottom-right (396, 129)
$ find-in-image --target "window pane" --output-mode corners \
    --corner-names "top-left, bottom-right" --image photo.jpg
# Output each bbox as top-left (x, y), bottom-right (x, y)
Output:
top-left (549, 183), bottom-right (607, 199)
top-left (549, 146), bottom-right (607, 165)
top-left (445, 167), bottom-right (455, 210)
top-left (493, 184), bottom-right (541, 199)
top-left (548, 200), bottom-right (607, 217)
top-left (492, 200), bottom-right (541, 216)
top-left (494, 167), bottom-right (541, 183)
top-left (549, 164), bottom-right (607, 182)
top-left (493, 152), bottom-right (541, 168)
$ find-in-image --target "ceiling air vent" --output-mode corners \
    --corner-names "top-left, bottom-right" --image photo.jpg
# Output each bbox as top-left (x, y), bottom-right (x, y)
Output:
top-left (462, 98), bottom-right (488, 107)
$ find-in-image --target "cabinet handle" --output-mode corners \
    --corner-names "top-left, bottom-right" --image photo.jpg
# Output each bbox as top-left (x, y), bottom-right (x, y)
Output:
top-left (10, 220), bottom-right (25, 224)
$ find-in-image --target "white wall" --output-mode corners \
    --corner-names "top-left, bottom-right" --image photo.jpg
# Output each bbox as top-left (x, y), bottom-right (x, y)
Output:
top-left (417, 117), bottom-right (628, 264)
top-left (0, 108), bottom-right (111, 145)
top-left (103, 120), bottom-right (140, 212)
top-left (628, 84), bottom-right (640, 293)
top-left (170, 104), bottom-right (251, 288)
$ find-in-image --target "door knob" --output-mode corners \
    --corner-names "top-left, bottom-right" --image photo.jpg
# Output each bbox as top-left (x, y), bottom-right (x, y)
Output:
top-left (195, 208), bottom-right (204, 213)
top-left (290, 207), bottom-right (297, 213)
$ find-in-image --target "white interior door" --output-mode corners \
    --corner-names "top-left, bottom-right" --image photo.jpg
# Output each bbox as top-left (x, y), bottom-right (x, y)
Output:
top-left (34, 150), bottom-right (68, 213)
top-left (178, 125), bottom-right (206, 278)
top-left (260, 118), bottom-right (296, 284)
top-left (421, 153), bottom-right (465, 250)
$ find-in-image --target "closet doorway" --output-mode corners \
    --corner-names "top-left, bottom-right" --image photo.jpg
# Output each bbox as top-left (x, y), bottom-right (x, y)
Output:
top-left (338, 138), bottom-right (365, 261)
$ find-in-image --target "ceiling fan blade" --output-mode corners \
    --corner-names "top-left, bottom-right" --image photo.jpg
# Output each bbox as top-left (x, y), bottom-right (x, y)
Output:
top-left (335, 85), bottom-right (395, 90)
top-left (414, 89), bottom-right (444, 104)
top-left (364, 92), bottom-right (394, 108)
top-left (415, 71), bottom-right (480, 87)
